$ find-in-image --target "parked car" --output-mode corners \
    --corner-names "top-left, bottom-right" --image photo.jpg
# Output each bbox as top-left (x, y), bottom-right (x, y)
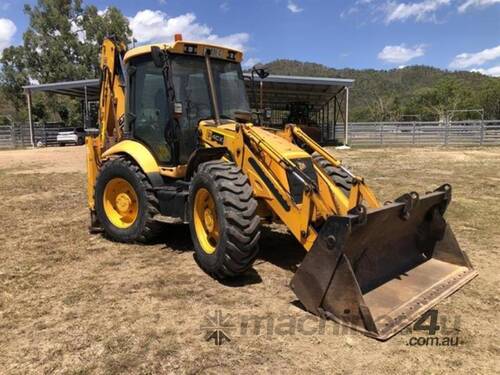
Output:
top-left (56, 127), bottom-right (85, 146)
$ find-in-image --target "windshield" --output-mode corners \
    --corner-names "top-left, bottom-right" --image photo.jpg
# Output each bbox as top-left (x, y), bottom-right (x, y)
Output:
top-left (211, 58), bottom-right (250, 118)
top-left (170, 54), bottom-right (249, 121)
top-left (170, 54), bottom-right (249, 162)
top-left (128, 53), bottom-right (249, 165)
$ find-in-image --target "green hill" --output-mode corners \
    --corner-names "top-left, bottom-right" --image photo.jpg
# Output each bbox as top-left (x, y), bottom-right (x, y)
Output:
top-left (259, 60), bottom-right (500, 121)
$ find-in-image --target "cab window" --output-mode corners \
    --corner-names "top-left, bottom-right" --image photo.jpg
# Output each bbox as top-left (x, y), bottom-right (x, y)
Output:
top-left (129, 56), bottom-right (172, 164)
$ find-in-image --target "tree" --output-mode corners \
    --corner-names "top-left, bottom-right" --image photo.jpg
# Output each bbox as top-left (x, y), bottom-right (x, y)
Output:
top-left (0, 0), bottom-right (131, 123)
top-left (22, 0), bottom-right (131, 82)
top-left (477, 80), bottom-right (500, 120)
top-left (0, 46), bottom-right (29, 111)
top-left (75, 5), bottom-right (131, 77)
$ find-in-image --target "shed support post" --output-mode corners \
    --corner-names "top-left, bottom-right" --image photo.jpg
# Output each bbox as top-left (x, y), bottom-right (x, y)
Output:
top-left (84, 85), bottom-right (88, 128)
top-left (325, 100), bottom-right (330, 144)
top-left (333, 96), bottom-right (337, 142)
top-left (26, 90), bottom-right (34, 148)
top-left (344, 86), bottom-right (349, 145)
top-left (336, 86), bottom-right (350, 149)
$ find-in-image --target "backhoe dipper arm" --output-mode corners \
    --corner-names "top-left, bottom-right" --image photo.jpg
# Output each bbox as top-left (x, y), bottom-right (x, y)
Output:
top-left (86, 37), bottom-right (127, 211)
top-left (98, 38), bottom-right (127, 152)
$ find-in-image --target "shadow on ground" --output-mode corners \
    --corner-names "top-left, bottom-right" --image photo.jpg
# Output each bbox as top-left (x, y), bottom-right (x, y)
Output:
top-left (257, 226), bottom-right (306, 273)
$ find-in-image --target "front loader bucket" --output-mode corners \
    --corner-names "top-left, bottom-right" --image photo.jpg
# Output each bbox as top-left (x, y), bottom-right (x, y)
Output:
top-left (290, 185), bottom-right (477, 340)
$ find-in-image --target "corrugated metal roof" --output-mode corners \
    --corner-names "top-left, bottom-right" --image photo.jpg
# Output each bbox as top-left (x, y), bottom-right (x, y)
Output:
top-left (243, 74), bottom-right (353, 109)
top-left (23, 74), bottom-right (354, 108)
top-left (244, 73), bottom-right (354, 87)
top-left (23, 79), bottom-right (100, 100)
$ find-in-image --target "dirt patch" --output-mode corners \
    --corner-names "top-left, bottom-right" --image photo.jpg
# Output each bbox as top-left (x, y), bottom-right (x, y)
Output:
top-left (0, 146), bottom-right (498, 374)
top-left (0, 145), bottom-right (86, 174)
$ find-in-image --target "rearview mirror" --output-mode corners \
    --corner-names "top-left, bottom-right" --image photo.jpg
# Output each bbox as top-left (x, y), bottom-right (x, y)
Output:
top-left (253, 67), bottom-right (269, 79)
top-left (151, 46), bottom-right (165, 68)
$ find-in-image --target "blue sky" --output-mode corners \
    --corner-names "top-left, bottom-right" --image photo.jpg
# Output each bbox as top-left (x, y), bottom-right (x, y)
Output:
top-left (1, 0), bottom-right (499, 75)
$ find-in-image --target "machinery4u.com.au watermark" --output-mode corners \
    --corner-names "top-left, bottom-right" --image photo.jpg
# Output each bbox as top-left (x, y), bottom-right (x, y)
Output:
top-left (200, 309), bottom-right (464, 346)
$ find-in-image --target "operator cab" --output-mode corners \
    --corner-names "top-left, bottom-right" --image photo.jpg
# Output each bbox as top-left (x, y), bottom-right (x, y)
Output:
top-left (124, 35), bottom-right (250, 166)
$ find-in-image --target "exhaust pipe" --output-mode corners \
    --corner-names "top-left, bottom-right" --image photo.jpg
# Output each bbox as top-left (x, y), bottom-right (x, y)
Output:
top-left (290, 185), bottom-right (477, 340)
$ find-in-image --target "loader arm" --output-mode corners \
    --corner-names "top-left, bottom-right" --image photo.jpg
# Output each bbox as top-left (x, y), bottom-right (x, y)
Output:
top-left (198, 122), bottom-right (380, 250)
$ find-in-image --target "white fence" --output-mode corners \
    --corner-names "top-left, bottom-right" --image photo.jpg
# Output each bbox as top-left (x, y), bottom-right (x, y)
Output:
top-left (1, 120), bottom-right (500, 150)
top-left (0, 122), bottom-right (67, 149)
top-left (332, 120), bottom-right (500, 146)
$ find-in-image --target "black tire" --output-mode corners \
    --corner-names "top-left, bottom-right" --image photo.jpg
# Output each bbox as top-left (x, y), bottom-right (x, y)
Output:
top-left (188, 161), bottom-right (261, 279)
top-left (95, 156), bottom-right (162, 242)
top-left (313, 154), bottom-right (353, 196)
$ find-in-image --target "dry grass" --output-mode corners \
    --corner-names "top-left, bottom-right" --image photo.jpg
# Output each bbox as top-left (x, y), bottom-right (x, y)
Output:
top-left (0, 145), bottom-right (498, 374)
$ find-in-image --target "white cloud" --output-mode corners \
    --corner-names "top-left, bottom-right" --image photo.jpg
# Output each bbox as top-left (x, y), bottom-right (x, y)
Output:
top-left (449, 44), bottom-right (500, 69)
top-left (378, 44), bottom-right (426, 63)
top-left (220, 2), bottom-right (230, 12)
top-left (287, 1), bottom-right (303, 13)
top-left (384, 0), bottom-right (450, 23)
top-left (458, 0), bottom-right (500, 12)
top-left (129, 10), bottom-right (250, 51)
top-left (0, 18), bottom-right (16, 54)
top-left (471, 66), bottom-right (500, 77)
top-left (242, 57), bottom-right (261, 69)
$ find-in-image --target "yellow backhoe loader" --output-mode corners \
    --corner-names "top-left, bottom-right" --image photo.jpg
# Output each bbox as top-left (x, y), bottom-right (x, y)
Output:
top-left (86, 35), bottom-right (477, 340)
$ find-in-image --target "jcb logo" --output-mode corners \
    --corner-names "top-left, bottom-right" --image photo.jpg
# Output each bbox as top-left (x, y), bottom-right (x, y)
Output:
top-left (211, 132), bottom-right (225, 145)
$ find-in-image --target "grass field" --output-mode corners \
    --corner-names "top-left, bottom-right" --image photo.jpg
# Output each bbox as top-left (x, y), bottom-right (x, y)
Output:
top-left (0, 146), bottom-right (498, 374)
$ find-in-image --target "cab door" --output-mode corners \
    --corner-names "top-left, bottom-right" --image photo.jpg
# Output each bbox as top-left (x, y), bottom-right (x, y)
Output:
top-left (129, 56), bottom-right (173, 165)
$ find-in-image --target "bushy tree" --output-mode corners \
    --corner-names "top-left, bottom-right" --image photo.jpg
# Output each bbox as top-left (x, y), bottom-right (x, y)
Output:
top-left (0, 0), bottom-right (131, 123)
top-left (0, 46), bottom-right (29, 111)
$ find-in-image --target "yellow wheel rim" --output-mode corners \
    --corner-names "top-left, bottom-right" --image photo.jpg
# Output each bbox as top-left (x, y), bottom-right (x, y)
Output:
top-left (193, 188), bottom-right (219, 254)
top-left (103, 177), bottom-right (139, 229)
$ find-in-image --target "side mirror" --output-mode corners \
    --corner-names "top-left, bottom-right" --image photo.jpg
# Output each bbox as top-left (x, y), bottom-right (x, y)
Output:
top-left (151, 46), bottom-right (165, 68)
top-left (254, 68), bottom-right (269, 79)
top-left (234, 110), bottom-right (252, 123)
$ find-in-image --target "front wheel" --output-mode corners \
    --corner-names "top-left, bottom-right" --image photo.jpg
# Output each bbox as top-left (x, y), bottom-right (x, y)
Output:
top-left (313, 154), bottom-right (353, 196)
top-left (94, 157), bottom-right (162, 242)
top-left (188, 161), bottom-right (261, 279)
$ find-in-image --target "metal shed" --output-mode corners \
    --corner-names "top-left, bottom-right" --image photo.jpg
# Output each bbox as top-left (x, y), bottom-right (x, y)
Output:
top-left (23, 79), bottom-right (99, 147)
top-left (243, 73), bottom-right (353, 146)
top-left (23, 74), bottom-right (353, 147)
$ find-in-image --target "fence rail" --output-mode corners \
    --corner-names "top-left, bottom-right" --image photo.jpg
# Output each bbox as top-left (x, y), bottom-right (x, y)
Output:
top-left (330, 120), bottom-right (500, 147)
top-left (0, 122), bottom-right (67, 149)
top-left (1, 120), bottom-right (500, 150)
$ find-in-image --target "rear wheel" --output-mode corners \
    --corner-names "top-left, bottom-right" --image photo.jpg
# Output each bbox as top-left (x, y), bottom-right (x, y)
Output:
top-left (188, 161), bottom-right (261, 279)
top-left (95, 157), bottom-right (162, 242)
top-left (313, 154), bottom-right (353, 196)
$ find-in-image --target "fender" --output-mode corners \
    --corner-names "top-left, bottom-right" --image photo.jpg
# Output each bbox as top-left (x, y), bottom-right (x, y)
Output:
top-left (101, 140), bottom-right (164, 187)
top-left (185, 147), bottom-right (228, 179)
